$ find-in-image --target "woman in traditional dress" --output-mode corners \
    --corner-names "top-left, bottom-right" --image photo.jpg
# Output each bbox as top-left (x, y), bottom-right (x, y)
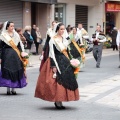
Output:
top-left (35, 23), bottom-right (79, 109)
top-left (69, 27), bottom-right (85, 69)
top-left (39, 21), bottom-right (56, 71)
top-left (0, 21), bottom-right (27, 95)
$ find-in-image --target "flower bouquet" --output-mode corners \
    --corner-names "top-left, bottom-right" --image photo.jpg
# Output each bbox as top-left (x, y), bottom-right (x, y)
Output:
top-left (21, 52), bottom-right (29, 59)
top-left (70, 58), bottom-right (80, 68)
top-left (79, 44), bottom-right (85, 48)
top-left (21, 52), bottom-right (29, 69)
top-left (70, 58), bottom-right (80, 78)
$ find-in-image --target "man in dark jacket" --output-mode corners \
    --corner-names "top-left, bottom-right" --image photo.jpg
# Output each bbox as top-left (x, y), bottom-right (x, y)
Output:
top-left (110, 27), bottom-right (118, 51)
top-left (31, 24), bottom-right (39, 55)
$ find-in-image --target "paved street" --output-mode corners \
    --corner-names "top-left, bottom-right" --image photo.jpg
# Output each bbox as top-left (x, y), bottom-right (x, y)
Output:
top-left (0, 48), bottom-right (120, 120)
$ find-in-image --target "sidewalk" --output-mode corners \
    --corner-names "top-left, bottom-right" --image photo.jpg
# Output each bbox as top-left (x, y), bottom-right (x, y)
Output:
top-left (29, 48), bottom-right (119, 68)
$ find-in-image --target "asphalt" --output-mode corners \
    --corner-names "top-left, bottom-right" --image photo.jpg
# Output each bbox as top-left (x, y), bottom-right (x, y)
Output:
top-left (0, 48), bottom-right (120, 120)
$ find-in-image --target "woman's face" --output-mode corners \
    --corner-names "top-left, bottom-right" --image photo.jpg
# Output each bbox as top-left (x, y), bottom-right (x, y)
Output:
top-left (7, 23), bottom-right (14, 32)
top-left (36, 27), bottom-right (39, 31)
top-left (18, 30), bottom-right (22, 35)
top-left (73, 28), bottom-right (77, 34)
top-left (52, 22), bottom-right (56, 27)
top-left (58, 25), bottom-right (65, 36)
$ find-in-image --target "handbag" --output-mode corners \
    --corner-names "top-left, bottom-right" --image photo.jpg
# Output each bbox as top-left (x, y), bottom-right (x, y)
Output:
top-left (39, 38), bottom-right (43, 44)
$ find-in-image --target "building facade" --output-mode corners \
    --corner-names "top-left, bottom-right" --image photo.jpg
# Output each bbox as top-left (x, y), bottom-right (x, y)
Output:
top-left (0, 0), bottom-right (119, 38)
top-left (0, 0), bottom-right (56, 37)
top-left (105, 1), bottom-right (120, 35)
top-left (56, 0), bottom-right (105, 37)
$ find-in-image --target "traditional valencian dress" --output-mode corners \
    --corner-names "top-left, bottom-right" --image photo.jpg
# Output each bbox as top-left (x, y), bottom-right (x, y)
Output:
top-left (40, 27), bottom-right (55, 71)
top-left (0, 25), bottom-right (27, 88)
top-left (35, 35), bottom-right (79, 102)
top-left (69, 32), bottom-right (85, 69)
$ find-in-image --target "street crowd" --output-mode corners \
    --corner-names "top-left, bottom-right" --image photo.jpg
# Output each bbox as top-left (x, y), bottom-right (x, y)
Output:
top-left (0, 20), bottom-right (119, 109)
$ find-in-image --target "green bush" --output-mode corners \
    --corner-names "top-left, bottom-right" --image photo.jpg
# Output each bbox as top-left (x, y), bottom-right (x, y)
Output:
top-left (104, 42), bottom-right (111, 48)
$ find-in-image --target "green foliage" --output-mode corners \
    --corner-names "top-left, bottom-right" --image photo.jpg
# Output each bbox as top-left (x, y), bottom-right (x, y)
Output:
top-left (104, 41), bottom-right (111, 48)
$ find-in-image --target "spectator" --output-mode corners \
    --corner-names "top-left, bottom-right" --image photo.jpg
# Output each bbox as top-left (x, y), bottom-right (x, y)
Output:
top-left (110, 27), bottom-right (118, 51)
top-left (23, 26), bottom-right (33, 67)
top-left (31, 24), bottom-right (39, 55)
top-left (36, 27), bottom-right (42, 55)
top-left (16, 28), bottom-right (27, 48)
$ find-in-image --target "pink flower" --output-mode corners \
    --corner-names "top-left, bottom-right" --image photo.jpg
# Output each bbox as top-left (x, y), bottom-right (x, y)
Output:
top-left (21, 52), bottom-right (29, 58)
top-left (70, 59), bottom-right (80, 68)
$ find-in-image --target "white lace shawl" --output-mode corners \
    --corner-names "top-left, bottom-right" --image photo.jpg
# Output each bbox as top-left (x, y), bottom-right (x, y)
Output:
top-left (49, 36), bottom-right (69, 74)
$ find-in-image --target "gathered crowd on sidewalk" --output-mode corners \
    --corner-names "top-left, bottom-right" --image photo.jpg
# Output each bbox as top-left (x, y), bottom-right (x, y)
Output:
top-left (0, 20), bottom-right (120, 109)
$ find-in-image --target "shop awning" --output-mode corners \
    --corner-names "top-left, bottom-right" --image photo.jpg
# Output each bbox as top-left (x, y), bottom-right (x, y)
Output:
top-left (21, 0), bottom-right (57, 4)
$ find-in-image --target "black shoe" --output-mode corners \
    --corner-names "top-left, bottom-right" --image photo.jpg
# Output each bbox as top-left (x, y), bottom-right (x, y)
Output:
top-left (7, 91), bottom-right (11, 95)
top-left (96, 65), bottom-right (100, 68)
top-left (11, 91), bottom-right (17, 95)
top-left (54, 103), bottom-right (62, 109)
top-left (61, 106), bottom-right (66, 109)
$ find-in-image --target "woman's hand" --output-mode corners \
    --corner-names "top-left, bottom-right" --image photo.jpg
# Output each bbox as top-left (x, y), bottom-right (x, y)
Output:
top-left (0, 59), bottom-right (2, 64)
top-left (52, 67), bottom-right (57, 73)
top-left (79, 43), bottom-right (84, 46)
top-left (97, 39), bottom-right (100, 42)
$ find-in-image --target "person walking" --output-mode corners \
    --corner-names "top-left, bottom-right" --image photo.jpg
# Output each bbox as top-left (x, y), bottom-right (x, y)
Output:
top-left (0, 21), bottom-right (27, 95)
top-left (35, 23), bottom-right (79, 109)
top-left (31, 24), bottom-right (39, 55)
top-left (40, 21), bottom-right (56, 71)
top-left (77, 23), bottom-right (89, 48)
top-left (110, 27), bottom-right (118, 51)
top-left (66, 24), bottom-right (72, 35)
top-left (69, 27), bottom-right (85, 69)
top-left (116, 29), bottom-right (120, 68)
top-left (91, 25), bottom-right (106, 68)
